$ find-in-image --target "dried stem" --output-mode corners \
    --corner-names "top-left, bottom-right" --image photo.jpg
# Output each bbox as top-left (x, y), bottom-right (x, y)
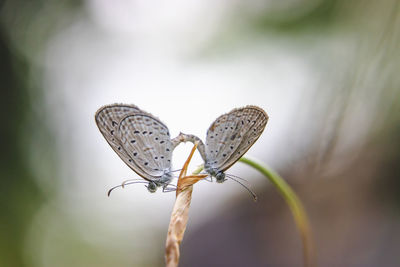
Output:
top-left (165, 144), bottom-right (206, 267)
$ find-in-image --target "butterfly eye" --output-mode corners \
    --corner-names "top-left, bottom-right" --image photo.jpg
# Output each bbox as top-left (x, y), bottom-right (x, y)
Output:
top-left (215, 172), bottom-right (226, 183)
top-left (146, 182), bottom-right (157, 193)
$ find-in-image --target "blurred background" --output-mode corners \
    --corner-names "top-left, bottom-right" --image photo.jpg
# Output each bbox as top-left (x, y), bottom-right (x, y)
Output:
top-left (1, 0), bottom-right (399, 266)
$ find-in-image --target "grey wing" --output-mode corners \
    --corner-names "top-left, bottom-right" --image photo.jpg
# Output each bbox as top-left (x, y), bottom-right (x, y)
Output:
top-left (205, 106), bottom-right (268, 171)
top-left (95, 103), bottom-right (141, 152)
top-left (118, 113), bottom-right (173, 179)
top-left (95, 104), bottom-right (152, 178)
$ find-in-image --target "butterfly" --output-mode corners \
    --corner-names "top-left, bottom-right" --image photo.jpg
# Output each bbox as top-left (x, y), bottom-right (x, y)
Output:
top-left (200, 106), bottom-right (268, 183)
top-left (95, 104), bottom-right (175, 193)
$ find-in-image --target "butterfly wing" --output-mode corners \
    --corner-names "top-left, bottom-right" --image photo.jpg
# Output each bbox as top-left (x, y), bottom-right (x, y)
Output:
top-left (95, 104), bottom-right (143, 171)
top-left (95, 103), bottom-right (141, 150)
top-left (205, 106), bottom-right (268, 172)
top-left (95, 104), bottom-right (172, 181)
top-left (117, 113), bottom-right (173, 179)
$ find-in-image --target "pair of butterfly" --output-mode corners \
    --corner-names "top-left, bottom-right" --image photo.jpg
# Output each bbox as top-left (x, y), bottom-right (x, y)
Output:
top-left (95, 104), bottom-right (268, 196)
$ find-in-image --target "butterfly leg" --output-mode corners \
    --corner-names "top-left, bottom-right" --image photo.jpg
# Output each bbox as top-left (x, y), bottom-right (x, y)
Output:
top-left (203, 175), bottom-right (213, 182)
top-left (162, 184), bottom-right (177, 193)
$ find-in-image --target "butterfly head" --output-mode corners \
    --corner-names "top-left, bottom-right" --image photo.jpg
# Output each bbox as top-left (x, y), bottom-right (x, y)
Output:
top-left (205, 163), bottom-right (227, 183)
top-left (146, 181), bottom-right (157, 193)
top-left (215, 171), bottom-right (226, 183)
top-left (146, 170), bottom-right (173, 193)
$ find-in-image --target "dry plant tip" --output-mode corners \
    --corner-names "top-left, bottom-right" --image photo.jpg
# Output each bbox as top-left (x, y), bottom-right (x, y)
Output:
top-left (165, 143), bottom-right (202, 267)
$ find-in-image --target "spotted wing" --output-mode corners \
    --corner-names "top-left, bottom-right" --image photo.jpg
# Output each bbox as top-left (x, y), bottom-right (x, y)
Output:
top-left (205, 106), bottom-right (268, 171)
top-left (95, 103), bottom-right (145, 169)
top-left (95, 104), bottom-right (169, 181)
top-left (117, 113), bottom-right (173, 179)
top-left (95, 103), bottom-right (141, 150)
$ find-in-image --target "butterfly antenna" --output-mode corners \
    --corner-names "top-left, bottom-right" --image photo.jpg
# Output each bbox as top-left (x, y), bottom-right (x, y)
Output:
top-left (226, 176), bottom-right (258, 202)
top-left (121, 178), bottom-right (144, 187)
top-left (225, 173), bottom-right (250, 185)
top-left (107, 181), bottom-right (149, 196)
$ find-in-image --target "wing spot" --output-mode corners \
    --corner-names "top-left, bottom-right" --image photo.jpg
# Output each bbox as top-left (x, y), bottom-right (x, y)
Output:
top-left (133, 152), bottom-right (137, 156)
top-left (117, 146), bottom-right (121, 150)
top-left (149, 131), bottom-right (153, 135)
top-left (210, 136), bottom-right (214, 139)
top-left (144, 162), bottom-right (148, 166)
top-left (230, 146), bottom-right (234, 149)
top-left (129, 159), bottom-right (132, 162)
top-left (155, 157), bottom-right (158, 160)
top-left (230, 134), bottom-right (237, 140)
top-left (166, 148), bottom-right (170, 151)
top-left (168, 159), bottom-right (171, 162)
top-left (155, 137), bottom-right (159, 140)
top-left (110, 130), bottom-right (114, 135)
top-left (143, 131), bottom-right (147, 134)
top-left (112, 121), bottom-right (118, 126)
top-left (134, 130), bottom-right (140, 134)
top-left (223, 154), bottom-right (226, 157)
top-left (130, 140), bottom-right (136, 143)
top-left (160, 140), bottom-right (165, 144)
top-left (241, 120), bottom-right (244, 125)
top-left (161, 156), bottom-right (164, 159)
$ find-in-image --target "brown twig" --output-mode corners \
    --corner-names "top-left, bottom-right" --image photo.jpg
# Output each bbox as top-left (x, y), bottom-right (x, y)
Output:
top-left (165, 143), bottom-right (207, 267)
